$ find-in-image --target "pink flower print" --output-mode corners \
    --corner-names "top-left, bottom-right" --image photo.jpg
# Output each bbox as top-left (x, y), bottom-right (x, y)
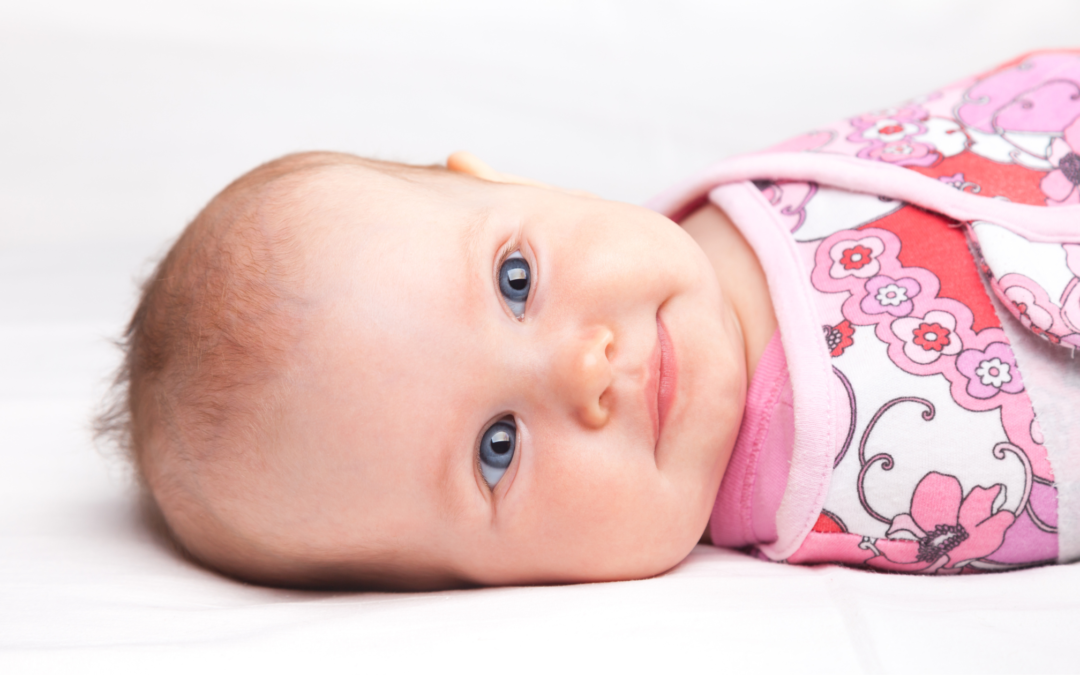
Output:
top-left (1002, 279), bottom-right (1073, 344)
top-left (956, 342), bottom-right (1024, 399)
top-left (861, 275), bottom-right (920, 317)
top-left (913, 322), bottom-right (951, 352)
top-left (829, 236), bottom-right (885, 279)
top-left (958, 54), bottom-right (1080, 134)
top-left (891, 310), bottom-right (962, 364)
top-left (866, 139), bottom-right (936, 166)
top-left (841, 245), bottom-right (873, 270)
top-left (866, 472), bottom-right (1014, 572)
top-left (1003, 285), bottom-right (1055, 334)
top-left (1041, 118), bottom-right (1080, 206)
top-left (976, 359), bottom-right (1011, 387)
top-left (861, 118), bottom-right (920, 143)
top-left (1032, 325), bottom-right (1063, 345)
top-left (823, 320), bottom-right (855, 357)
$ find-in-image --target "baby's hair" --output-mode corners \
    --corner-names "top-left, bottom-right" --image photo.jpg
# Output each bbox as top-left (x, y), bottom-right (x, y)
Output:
top-left (94, 151), bottom-right (446, 568)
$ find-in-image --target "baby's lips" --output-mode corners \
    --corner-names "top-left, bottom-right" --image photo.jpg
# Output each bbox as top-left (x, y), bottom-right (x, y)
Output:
top-left (655, 313), bottom-right (677, 448)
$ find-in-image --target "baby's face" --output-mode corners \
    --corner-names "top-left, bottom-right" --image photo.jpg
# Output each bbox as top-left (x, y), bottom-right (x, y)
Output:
top-left (203, 163), bottom-right (747, 587)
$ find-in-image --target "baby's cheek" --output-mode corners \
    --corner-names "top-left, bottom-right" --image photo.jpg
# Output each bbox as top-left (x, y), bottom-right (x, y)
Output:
top-left (495, 462), bottom-right (691, 581)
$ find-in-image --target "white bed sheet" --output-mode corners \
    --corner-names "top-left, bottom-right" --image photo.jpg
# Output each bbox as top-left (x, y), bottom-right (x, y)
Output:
top-left (3, 2), bottom-right (1080, 672)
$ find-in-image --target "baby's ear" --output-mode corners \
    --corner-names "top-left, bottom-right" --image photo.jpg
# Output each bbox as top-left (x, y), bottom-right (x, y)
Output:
top-left (446, 151), bottom-right (552, 189)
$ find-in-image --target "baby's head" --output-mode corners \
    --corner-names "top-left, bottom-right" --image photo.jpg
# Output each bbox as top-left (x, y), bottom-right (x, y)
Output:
top-left (106, 151), bottom-right (748, 589)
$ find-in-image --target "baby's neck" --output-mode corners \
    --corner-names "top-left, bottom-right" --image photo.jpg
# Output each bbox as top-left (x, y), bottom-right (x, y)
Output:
top-left (679, 203), bottom-right (778, 380)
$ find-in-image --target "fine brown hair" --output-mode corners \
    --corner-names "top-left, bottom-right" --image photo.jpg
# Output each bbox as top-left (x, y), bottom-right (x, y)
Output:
top-left (95, 153), bottom-right (427, 549)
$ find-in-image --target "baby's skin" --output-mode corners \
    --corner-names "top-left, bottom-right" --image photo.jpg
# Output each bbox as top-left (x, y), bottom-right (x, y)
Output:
top-left (146, 152), bottom-right (777, 589)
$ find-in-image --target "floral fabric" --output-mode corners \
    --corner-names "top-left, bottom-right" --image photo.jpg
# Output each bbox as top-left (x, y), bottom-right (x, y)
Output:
top-left (708, 51), bottom-right (1080, 573)
top-left (764, 51), bottom-right (1080, 350)
top-left (769, 196), bottom-right (1059, 573)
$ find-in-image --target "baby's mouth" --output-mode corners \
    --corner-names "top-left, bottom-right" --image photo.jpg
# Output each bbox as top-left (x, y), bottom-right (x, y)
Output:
top-left (646, 311), bottom-right (677, 452)
top-left (655, 314), bottom-right (677, 446)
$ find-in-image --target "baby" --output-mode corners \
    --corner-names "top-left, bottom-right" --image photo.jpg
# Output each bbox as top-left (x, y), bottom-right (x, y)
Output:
top-left (105, 150), bottom-right (766, 588)
top-left (101, 50), bottom-right (1080, 588)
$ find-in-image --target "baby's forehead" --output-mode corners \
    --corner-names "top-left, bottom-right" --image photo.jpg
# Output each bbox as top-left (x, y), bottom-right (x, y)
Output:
top-left (297, 169), bottom-right (489, 272)
top-left (295, 163), bottom-right (483, 243)
top-left (295, 169), bottom-right (490, 377)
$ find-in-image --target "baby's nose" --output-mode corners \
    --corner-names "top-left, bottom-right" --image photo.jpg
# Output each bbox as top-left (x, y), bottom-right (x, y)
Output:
top-left (551, 326), bottom-right (614, 428)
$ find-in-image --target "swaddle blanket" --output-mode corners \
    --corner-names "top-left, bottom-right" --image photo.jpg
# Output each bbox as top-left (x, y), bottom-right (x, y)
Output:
top-left (650, 50), bottom-right (1080, 574)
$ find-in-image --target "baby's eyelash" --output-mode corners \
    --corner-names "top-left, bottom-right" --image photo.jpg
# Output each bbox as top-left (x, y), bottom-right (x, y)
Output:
top-left (494, 236), bottom-right (523, 271)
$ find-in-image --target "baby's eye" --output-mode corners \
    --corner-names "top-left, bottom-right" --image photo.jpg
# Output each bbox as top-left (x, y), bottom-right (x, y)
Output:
top-left (499, 252), bottom-right (531, 318)
top-left (479, 418), bottom-right (516, 488)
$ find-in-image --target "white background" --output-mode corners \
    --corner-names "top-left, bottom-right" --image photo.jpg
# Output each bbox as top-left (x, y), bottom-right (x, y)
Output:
top-left (3, 1), bottom-right (1080, 672)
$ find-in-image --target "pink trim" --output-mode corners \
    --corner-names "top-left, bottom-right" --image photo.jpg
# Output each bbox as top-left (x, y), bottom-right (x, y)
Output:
top-left (710, 331), bottom-right (792, 548)
top-left (646, 152), bottom-right (1080, 243)
top-left (707, 183), bottom-right (837, 561)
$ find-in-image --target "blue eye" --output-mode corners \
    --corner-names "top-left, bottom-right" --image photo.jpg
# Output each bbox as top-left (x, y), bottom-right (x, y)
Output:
top-left (499, 254), bottom-right (530, 318)
top-left (479, 418), bottom-right (516, 488)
